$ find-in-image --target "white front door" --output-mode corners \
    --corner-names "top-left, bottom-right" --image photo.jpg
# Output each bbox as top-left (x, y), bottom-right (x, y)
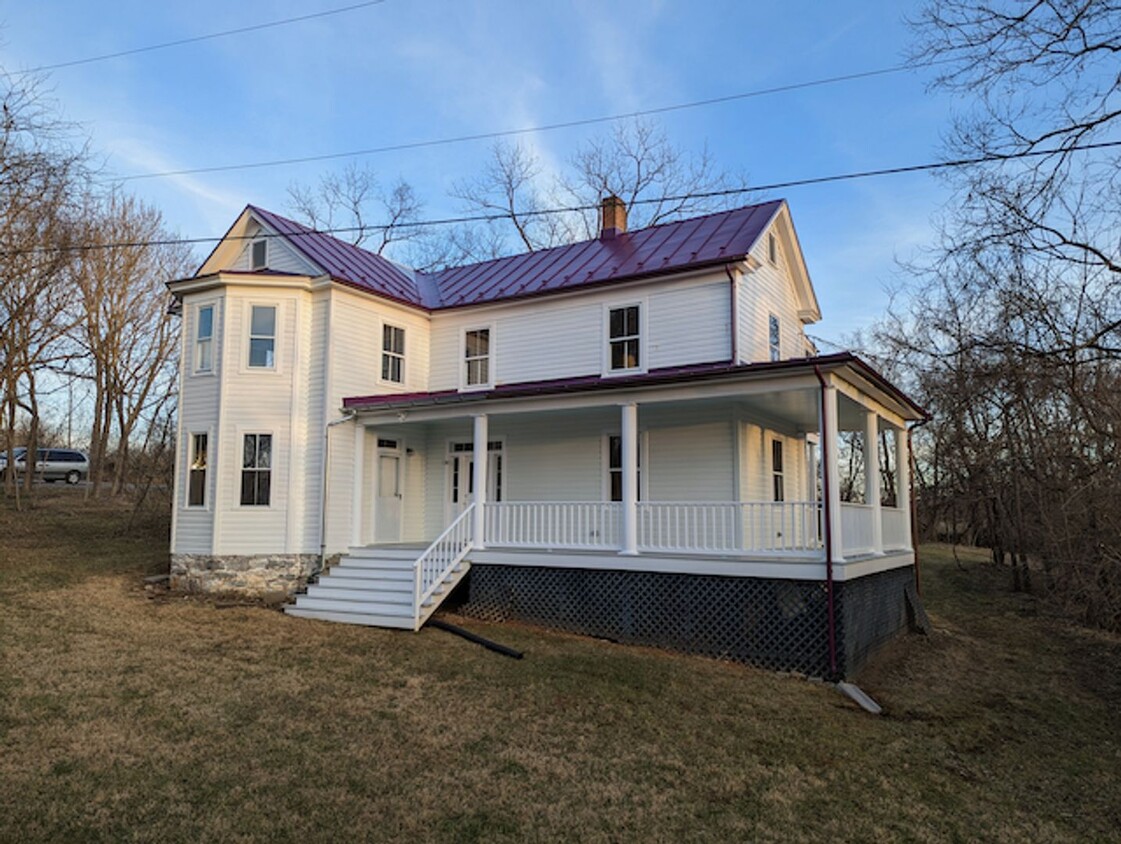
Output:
top-left (446, 441), bottom-right (502, 521)
top-left (376, 445), bottom-right (403, 543)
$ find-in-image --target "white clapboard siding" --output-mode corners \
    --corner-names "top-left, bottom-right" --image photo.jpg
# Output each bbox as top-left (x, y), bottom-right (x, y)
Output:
top-left (739, 223), bottom-right (810, 363)
top-left (228, 222), bottom-right (319, 276)
top-left (646, 420), bottom-right (736, 501)
top-left (427, 272), bottom-right (731, 392)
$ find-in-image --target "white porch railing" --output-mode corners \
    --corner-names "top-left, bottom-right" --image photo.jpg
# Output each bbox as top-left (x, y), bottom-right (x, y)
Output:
top-left (636, 501), bottom-right (822, 554)
top-left (881, 506), bottom-right (909, 550)
top-left (840, 503), bottom-right (876, 556)
top-left (485, 501), bottom-right (621, 550)
top-left (414, 503), bottom-right (475, 628)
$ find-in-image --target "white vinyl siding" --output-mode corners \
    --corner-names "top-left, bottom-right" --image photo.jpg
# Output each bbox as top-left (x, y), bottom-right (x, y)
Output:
top-left (229, 225), bottom-right (318, 276)
top-left (739, 226), bottom-right (808, 364)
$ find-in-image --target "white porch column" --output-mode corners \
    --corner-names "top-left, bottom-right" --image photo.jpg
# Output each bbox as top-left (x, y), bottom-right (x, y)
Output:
top-left (864, 410), bottom-right (883, 555)
top-left (821, 384), bottom-right (843, 561)
top-left (620, 402), bottom-right (639, 556)
top-left (472, 413), bottom-right (488, 549)
top-left (895, 424), bottom-right (912, 550)
top-left (351, 423), bottom-right (365, 547)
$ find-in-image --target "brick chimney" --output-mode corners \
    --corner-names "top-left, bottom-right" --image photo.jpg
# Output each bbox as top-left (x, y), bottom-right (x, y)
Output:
top-left (599, 195), bottom-right (627, 240)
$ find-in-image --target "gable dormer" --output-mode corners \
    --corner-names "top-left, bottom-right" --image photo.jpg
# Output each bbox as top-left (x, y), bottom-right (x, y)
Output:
top-left (195, 207), bottom-right (321, 279)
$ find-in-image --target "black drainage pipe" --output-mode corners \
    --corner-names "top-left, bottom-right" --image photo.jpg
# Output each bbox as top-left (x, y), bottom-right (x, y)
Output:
top-left (428, 618), bottom-right (524, 660)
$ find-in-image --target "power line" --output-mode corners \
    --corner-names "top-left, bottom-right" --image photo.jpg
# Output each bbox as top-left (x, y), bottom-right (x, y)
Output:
top-left (114, 59), bottom-right (952, 183)
top-left (13, 0), bottom-right (388, 75)
top-left (8, 138), bottom-right (1116, 258)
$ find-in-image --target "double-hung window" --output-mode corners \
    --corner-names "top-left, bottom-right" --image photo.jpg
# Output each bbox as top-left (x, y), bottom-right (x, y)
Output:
top-left (608, 305), bottom-right (640, 371)
top-left (607, 435), bottom-right (641, 502)
top-left (382, 324), bottom-right (405, 384)
top-left (248, 305), bottom-right (276, 369)
top-left (188, 433), bottom-right (208, 507)
top-left (464, 328), bottom-right (490, 387)
top-left (241, 434), bottom-right (272, 506)
top-left (195, 305), bottom-right (214, 373)
top-left (772, 439), bottom-right (785, 502)
top-left (769, 313), bottom-right (781, 362)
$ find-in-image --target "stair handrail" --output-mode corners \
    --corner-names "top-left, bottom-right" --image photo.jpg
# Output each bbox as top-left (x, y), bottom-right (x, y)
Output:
top-left (413, 503), bottom-right (476, 628)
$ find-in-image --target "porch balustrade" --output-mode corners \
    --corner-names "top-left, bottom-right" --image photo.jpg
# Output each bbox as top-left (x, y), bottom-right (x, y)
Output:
top-left (840, 503), bottom-right (877, 556)
top-left (484, 502), bottom-right (622, 550)
top-left (880, 506), bottom-right (909, 551)
top-left (637, 501), bottom-right (821, 554)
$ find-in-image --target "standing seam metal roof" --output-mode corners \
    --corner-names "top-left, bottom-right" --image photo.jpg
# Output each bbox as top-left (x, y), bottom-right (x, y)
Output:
top-left (246, 199), bottom-right (783, 311)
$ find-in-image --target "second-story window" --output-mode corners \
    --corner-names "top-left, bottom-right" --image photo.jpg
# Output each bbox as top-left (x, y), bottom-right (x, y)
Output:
top-left (195, 304), bottom-right (214, 373)
top-left (609, 305), bottom-right (640, 371)
top-left (248, 305), bottom-right (276, 368)
top-left (772, 439), bottom-right (785, 502)
top-left (382, 324), bottom-right (405, 383)
top-left (769, 313), bottom-right (781, 362)
top-left (465, 328), bottom-right (490, 387)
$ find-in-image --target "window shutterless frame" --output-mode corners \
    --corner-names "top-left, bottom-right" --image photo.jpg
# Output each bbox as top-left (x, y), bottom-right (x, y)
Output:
top-left (248, 304), bottom-right (276, 369)
top-left (772, 438), bottom-right (785, 502)
top-left (462, 326), bottom-right (493, 389)
top-left (606, 303), bottom-right (643, 374)
top-left (187, 432), bottom-right (208, 507)
top-left (769, 313), bottom-right (781, 362)
top-left (381, 323), bottom-right (405, 384)
top-left (195, 304), bottom-right (214, 374)
top-left (251, 238), bottom-right (267, 270)
top-left (240, 433), bottom-right (273, 506)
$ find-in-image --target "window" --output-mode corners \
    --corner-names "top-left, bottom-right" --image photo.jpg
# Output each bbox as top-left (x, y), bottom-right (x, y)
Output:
top-left (240, 433), bottom-right (272, 506)
top-left (464, 328), bottom-right (490, 387)
top-left (768, 232), bottom-right (777, 264)
top-left (382, 324), bottom-right (405, 383)
top-left (195, 304), bottom-right (214, 373)
top-left (188, 433), bottom-right (207, 507)
top-left (608, 435), bottom-right (641, 502)
top-left (251, 238), bottom-right (267, 270)
top-left (772, 439), bottom-right (785, 502)
top-left (248, 305), bottom-right (276, 368)
top-left (769, 313), bottom-right (781, 362)
top-left (608, 305), bottom-right (640, 371)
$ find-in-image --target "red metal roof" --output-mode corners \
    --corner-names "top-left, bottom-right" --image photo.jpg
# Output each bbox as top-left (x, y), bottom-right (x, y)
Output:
top-left (247, 200), bottom-right (784, 311)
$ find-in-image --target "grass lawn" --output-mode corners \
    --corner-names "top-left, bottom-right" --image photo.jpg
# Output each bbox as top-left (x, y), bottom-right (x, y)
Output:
top-left (1, 489), bottom-right (1119, 843)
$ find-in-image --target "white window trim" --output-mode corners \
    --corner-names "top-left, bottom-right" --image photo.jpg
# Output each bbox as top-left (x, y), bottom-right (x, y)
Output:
top-left (191, 300), bottom-right (218, 377)
top-left (444, 437), bottom-right (505, 520)
top-left (602, 300), bottom-right (647, 377)
top-left (771, 437), bottom-right (785, 503)
top-left (601, 431), bottom-right (648, 502)
top-left (768, 232), bottom-right (778, 266)
top-left (460, 323), bottom-right (495, 391)
top-left (241, 300), bottom-right (282, 375)
top-left (768, 312), bottom-right (781, 362)
top-left (251, 237), bottom-right (268, 270)
top-left (378, 320), bottom-right (407, 387)
top-left (238, 429), bottom-right (276, 509)
top-left (185, 429), bottom-right (212, 510)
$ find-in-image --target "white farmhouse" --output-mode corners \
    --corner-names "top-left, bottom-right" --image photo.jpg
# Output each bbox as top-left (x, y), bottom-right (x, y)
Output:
top-left (167, 196), bottom-right (926, 678)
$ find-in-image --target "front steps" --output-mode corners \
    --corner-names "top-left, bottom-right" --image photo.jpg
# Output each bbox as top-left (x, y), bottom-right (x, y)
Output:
top-left (284, 546), bottom-right (470, 630)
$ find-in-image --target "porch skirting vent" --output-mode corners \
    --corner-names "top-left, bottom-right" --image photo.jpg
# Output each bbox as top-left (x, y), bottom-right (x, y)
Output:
top-left (454, 564), bottom-right (917, 679)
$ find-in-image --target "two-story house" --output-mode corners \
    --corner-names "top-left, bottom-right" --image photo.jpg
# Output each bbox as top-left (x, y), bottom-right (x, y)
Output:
top-left (166, 196), bottom-right (926, 678)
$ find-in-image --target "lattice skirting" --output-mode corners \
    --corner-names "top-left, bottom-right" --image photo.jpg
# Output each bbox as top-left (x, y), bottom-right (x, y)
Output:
top-left (454, 564), bottom-right (917, 678)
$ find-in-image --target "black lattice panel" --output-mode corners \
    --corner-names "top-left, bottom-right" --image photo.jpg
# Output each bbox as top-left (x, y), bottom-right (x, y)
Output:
top-left (836, 566), bottom-right (916, 675)
top-left (458, 565), bottom-right (836, 676)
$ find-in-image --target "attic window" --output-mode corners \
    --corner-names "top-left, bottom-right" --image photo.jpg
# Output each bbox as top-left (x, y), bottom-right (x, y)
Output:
top-left (768, 233), bottom-right (777, 265)
top-left (251, 238), bottom-right (267, 270)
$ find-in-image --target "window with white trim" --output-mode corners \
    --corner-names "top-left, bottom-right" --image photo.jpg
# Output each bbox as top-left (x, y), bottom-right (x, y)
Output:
top-left (251, 238), bottom-right (267, 270)
top-left (772, 439), bottom-right (785, 502)
top-left (768, 232), bottom-right (777, 264)
top-left (382, 324), bottom-right (405, 383)
top-left (769, 313), bottom-right (781, 362)
top-left (240, 433), bottom-right (272, 506)
top-left (195, 304), bottom-right (214, 373)
top-left (464, 328), bottom-right (490, 387)
top-left (608, 305), bottom-right (640, 371)
top-left (607, 435), bottom-right (641, 502)
top-left (188, 433), bottom-right (207, 507)
top-left (248, 305), bottom-right (276, 368)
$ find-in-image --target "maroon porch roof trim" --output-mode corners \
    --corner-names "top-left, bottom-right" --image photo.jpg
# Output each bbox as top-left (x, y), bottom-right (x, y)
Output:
top-left (342, 353), bottom-right (929, 419)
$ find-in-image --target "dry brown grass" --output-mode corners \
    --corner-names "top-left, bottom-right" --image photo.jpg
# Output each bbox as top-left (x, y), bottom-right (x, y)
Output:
top-left (1, 488), bottom-right (1119, 842)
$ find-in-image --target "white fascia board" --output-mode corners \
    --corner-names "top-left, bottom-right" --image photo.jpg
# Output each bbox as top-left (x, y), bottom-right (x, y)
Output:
top-left (168, 272), bottom-right (327, 298)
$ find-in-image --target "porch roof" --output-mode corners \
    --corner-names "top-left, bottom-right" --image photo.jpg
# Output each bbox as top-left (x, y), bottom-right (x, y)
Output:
top-left (342, 353), bottom-right (928, 423)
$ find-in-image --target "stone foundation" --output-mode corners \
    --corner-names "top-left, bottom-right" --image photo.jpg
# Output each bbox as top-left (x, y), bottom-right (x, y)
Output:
top-left (170, 553), bottom-right (323, 599)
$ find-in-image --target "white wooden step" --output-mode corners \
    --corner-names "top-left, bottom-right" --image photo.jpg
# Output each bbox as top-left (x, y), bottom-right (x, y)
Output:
top-left (345, 546), bottom-right (422, 561)
top-left (292, 596), bottom-right (413, 615)
top-left (323, 567), bottom-right (413, 583)
top-left (285, 607), bottom-right (415, 629)
top-left (305, 582), bottom-right (412, 599)
top-left (335, 557), bottom-right (416, 572)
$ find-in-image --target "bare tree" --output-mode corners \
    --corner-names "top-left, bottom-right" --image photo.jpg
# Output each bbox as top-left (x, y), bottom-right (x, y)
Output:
top-left (74, 189), bottom-right (194, 497)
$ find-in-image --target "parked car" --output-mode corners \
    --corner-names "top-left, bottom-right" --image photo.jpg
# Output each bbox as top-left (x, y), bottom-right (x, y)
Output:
top-left (0, 447), bottom-right (89, 484)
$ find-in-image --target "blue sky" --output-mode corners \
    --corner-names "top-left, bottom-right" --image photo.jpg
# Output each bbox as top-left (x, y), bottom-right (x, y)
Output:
top-left (0, 0), bottom-right (956, 346)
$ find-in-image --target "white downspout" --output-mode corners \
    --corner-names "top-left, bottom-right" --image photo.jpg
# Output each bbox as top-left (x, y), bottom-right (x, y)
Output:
top-left (319, 412), bottom-right (355, 575)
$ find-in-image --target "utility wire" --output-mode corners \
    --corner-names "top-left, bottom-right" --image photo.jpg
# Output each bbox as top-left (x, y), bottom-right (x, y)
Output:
top-left (114, 59), bottom-right (954, 183)
top-left (13, 0), bottom-right (388, 75)
top-left (7, 138), bottom-right (1116, 258)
